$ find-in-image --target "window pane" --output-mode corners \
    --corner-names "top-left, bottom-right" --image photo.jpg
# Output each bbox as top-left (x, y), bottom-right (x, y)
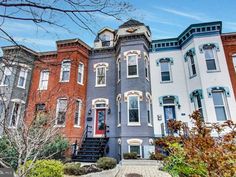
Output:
top-left (204, 49), bottom-right (214, 59)
top-left (11, 103), bottom-right (20, 127)
top-left (129, 96), bottom-right (138, 109)
top-left (160, 62), bottom-right (169, 72)
top-left (212, 92), bottom-right (224, 106)
top-left (128, 56), bottom-right (136, 66)
top-left (62, 71), bottom-right (70, 81)
top-left (161, 72), bottom-right (170, 81)
top-left (206, 59), bottom-right (216, 70)
top-left (3, 75), bottom-right (10, 85)
top-left (128, 65), bottom-right (137, 76)
top-left (215, 107), bottom-right (227, 121)
top-left (129, 109), bottom-right (139, 122)
top-left (163, 97), bottom-right (174, 104)
top-left (233, 56), bottom-right (236, 72)
top-left (130, 146), bottom-right (140, 155)
top-left (191, 64), bottom-right (196, 75)
top-left (75, 100), bottom-right (81, 125)
top-left (58, 99), bottom-right (67, 111)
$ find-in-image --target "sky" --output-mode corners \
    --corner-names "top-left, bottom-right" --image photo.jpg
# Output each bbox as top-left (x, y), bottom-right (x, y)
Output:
top-left (1, 0), bottom-right (236, 55)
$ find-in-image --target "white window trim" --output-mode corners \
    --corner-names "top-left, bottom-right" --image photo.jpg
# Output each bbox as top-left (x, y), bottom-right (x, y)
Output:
top-left (77, 62), bottom-right (84, 85)
top-left (55, 98), bottom-right (67, 127)
top-left (95, 66), bottom-right (106, 87)
top-left (117, 94), bottom-right (121, 127)
top-left (160, 60), bottom-right (172, 83)
top-left (74, 99), bottom-right (82, 127)
top-left (0, 66), bottom-right (12, 86)
top-left (144, 55), bottom-right (150, 81)
top-left (146, 94), bottom-right (152, 126)
top-left (60, 60), bottom-right (71, 82)
top-left (232, 54), bottom-right (236, 72)
top-left (17, 68), bottom-right (28, 89)
top-left (127, 54), bottom-right (139, 78)
top-left (9, 101), bottom-right (21, 129)
top-left (204, 48), bottom-right (220, 72)
top-left (127, 95), bottom-right (141, 126)
top-left (38, 70), bottom-right (49, 90)
top-left (212, 90), bottom-right (230, 122)
top-left (117, 58), bottom-right (121, 83)
top-left (187, 55), bottom-right (197, 78)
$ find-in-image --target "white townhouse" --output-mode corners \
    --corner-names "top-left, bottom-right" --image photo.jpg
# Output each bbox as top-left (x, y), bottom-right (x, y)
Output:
top-left (149, 22), bottom-right (236, 137)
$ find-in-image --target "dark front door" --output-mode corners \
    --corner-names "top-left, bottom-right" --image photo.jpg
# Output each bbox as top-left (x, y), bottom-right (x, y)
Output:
top-left (95, 109), bottom-right (106, 135)
top-left (164, 106), bottom-right (176, 133)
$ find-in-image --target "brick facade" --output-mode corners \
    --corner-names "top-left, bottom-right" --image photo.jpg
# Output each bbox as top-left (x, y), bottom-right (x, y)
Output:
top-left (25, 39), bottom-right (90, 143)
top-left (221, 33), bottom-right (236, 98)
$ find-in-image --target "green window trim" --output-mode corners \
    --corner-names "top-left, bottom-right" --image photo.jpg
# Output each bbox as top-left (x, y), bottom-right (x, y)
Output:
top-left (207, 86), bottom-right (230, 97)
top-left (199, 43), bottom-right (220, 53)
top-left (159, 95), bottom-right (180, 106)
top-left (184, 48), bottom-right (196, 62)
top-left (156, 57), bottom-right (174, 66)
top-left (190, 89), bottom-right (203, 102)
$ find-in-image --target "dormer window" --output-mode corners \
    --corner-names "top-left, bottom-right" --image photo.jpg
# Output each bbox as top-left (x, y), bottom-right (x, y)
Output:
top-left (101, 34), bottom-right (110, 47)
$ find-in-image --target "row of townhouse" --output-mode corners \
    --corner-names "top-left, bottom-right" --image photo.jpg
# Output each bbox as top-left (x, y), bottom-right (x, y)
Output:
top-left (0, 19), bottom-right (236, 161)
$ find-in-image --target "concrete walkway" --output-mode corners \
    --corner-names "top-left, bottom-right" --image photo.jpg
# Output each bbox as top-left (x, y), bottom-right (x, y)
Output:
top-left (115, 160), bottom-right (171, 177)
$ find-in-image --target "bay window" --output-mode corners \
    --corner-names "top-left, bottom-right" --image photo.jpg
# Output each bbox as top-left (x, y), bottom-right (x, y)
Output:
top-left (188, 54), bottom-right (197, 77)
top-left (78, 63), bottom-right (84, 85)
top-left (1, 66), bottom-right (12, 86)
top-left (212, 91), bottom-right (228, 121)
top-left (38, 70), bottom-right (49, 90)
top-left (75, 100), bottom-right (82, 126)
top-left (128, 95), bottom-right (140, 124)
top-left (60, 60), bottom-right (71, 82)
top-left (17, 68), bottom-right (28, 88)
top-left (127, 55), bottom-right (138, 77)
top-left (9, 102), bottom-right (21, 128)
top-left (56, 98), bottom-right (67, 125)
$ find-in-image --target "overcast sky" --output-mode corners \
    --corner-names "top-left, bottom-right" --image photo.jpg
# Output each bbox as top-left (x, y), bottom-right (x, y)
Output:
top-left (1, 0), bottom-right (236, 55)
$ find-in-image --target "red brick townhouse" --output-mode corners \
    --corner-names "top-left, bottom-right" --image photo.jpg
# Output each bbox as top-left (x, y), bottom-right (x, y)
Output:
top-left (221, 33), bottom-right (236, 99)
top-left (25, 39), bottom-right (90, 143)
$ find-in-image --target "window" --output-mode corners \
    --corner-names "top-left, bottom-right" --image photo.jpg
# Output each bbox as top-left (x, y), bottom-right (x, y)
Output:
top-left (232, 55), bottom-right (236, 72)
top-left (128, 95), bottom-right (140, 124)
top-left (147, 96), bottom-right (152, 125)
top-left (127, 55), bottom-right (138, 77)
top-left (1, 67), bottom-right (12, 86)
top-left (17, 68), bottom-right (28, 88)
top-left (193, 94), bottom-right (203, 118)
top-left (78, 63), bottom-right (84, 84)
top-left (75, 100), bottom-right (82, 126)
top-left (117, 59), bottom-right (121, 82)
top-left (117, 97), bottom-right (121, 126)
top-left (204, 48), bottom-right (217, 71)
top-left (101, 34), bottom-right (110, 47)
top-left (96, 66), bottom-right (106, 86)
top-left (10, 102), bottom-right (20, 128)
top-left (35, 103), bottom-right (46, 112)
top-left (129, 145), bottom-right (141, 156)
top-left (212, 91), bottom-right (228, 121)
top-left (60, 60), bottom-right (71, 82)
top-left (160, 60), bottom-right (171, 82)
top-left (56, 99), bottom-right (67, 125)
top-left (0, 101), bottom-right (3, 116)
top-left (188, 55), bottom-right (197, 77)
top-left (38, 70), bottom-right (49, 90)
top-left (145, 58), bottom-right (150, 80)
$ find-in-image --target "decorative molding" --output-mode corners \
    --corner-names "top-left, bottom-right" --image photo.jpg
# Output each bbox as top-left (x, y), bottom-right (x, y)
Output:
top-left (146, 92), bottom-right (152, 102)
top-left (123, 50), bottom-right (141, 60)
top-left (116, 55), bottom-right (121, 64)
top-left (207, 86), bottom-right (230, 97)
top-left (159, 95), bottom-right (179, 106)
top-left (93, 62), bottom-right (109, 71)
top-left (190, 89), bottom-right (203, 102)
top-left (199, 43), bottom-right (220, 53)
top-left (92, 98), bottom-right (109, 109)
top-left (184, 48), bottom-right (196, 62)
top-left (124, 90), bottom-right (143, 102)
top-left (116, 94), bottom-right (122, 102)
top-left (11, 98), bottom-right (25, 104)
top-left (156, 57), bottom-right (174, 66)
top-left (127, 138), bottom-right (143, 145)
top-left (143, 52), bottom-right (149, 61)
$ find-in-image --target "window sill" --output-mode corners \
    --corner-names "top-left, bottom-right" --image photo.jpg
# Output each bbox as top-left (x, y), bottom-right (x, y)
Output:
top-left (8, 126), bottom-right (17, 129)
top-left (127, 123), bottom-right (141, 126)
top-left (59, 80), bottom-right (69, 83)
top-left (77, 82), bottom-right (84, 86)
top-left (95, 85), bottom-right (106, 87)
top-left (37, 88), bottom-right (47, 91)
top-left (117, 79), bottom-right (120, 84)
top-left (127, 75), bottom-right (139, 79)
top-left (0, 85), bottom-right (8, 87)
top-left (117, 124), bottom-right (121, 127)
top-left (148, 123), bottom-right (153, 127)
top-left (160, 81), bottom-right (173, 84)
top-left (189, 74), bottom-right (197, 79)
top-left (206, 70), bottom-right (221, 73)
top-left (54, 125), bottom-right (65, 128)
top-left (74, 125), bottom-right (81, 128)
top-left (146, 78), bottom-right (150, 82)
top-left (17, 86), bottom-right (25, 89)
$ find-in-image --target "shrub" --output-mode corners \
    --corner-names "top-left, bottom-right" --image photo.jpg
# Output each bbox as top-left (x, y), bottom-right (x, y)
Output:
top-left (63, 162), bottom-right (81, 175)
top-left (123, 152), bottom-right (138, 159)
top-left (24, 160), bottom-right (63, 177)
top-left (97, 157), bottom-right (117, 170)
top-left (149, 152), bottom-right (165, 160)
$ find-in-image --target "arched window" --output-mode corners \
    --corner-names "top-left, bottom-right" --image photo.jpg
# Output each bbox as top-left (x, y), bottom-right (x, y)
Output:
top-left (190, 89), bottom-right (204, 119)
top-left (94, 63), bottom-right (109, 87)
top-left (60, 60), bottom-right (71, 82)
top-left (124, 50), bottom-right (141, 78)
top-left (157, 58), bottom-right (173, 82)
top-left (184, 48), bottom-right (197, 78)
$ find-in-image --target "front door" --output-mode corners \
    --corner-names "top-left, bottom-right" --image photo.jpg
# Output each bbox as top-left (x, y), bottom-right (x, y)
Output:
top-left (95, 109), bottom-right (106, 135)
top-left (164, 106), bottom-right (176, 133)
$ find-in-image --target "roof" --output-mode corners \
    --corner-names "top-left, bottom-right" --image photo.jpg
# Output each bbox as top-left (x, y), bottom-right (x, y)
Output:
top-left (1, 45), bottom-right (38, 56)
top-left (119, 19), bottom-right (145, 28)
top-left (56, 38), bottom-right (91, 50)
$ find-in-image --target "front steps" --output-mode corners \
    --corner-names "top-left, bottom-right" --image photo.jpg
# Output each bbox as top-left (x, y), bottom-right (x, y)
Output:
top-left (73, 137), bottom-right (109, 162)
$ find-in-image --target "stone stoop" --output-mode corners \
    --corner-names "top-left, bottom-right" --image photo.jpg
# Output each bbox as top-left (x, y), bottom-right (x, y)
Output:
top-left (120, 160), bottom-right (163, 167)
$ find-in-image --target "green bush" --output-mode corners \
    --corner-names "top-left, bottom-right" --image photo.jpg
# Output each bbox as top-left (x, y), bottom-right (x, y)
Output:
top-left (97, 157), bottom-right (117, 170)
top-left (149, 152), bottom-right (166, 160)
top-left (123, 152), bottom-right (138, 159)
top-left (63, 162), bottom-right (81, 175)
top-left (25, 160), bottom-right (64, 177)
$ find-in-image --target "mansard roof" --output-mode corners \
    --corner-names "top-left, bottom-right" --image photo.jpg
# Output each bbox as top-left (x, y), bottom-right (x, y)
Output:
top-left (119, 19), bottom-right (145, 28)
